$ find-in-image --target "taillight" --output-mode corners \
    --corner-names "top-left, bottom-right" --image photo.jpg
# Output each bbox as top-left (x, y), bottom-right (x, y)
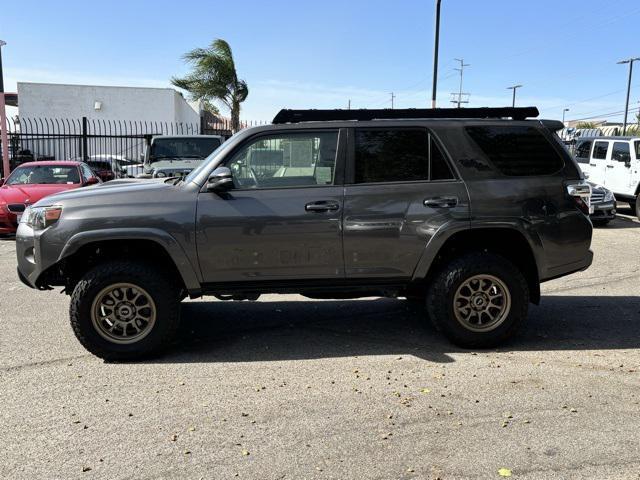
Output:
top-left (566, 182), bottom-right (591, 215)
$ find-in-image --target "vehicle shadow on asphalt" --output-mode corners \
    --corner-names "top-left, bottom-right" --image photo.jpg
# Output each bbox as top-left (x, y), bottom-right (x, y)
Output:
top-left (599, 215), bottom-right (640, 229)
top-left (153, 295), bottom-right (640, 364)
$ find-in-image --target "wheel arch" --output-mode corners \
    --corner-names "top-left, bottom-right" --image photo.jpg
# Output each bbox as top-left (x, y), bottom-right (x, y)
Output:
top-left (413, 225), bottom-right (542, 304)
top-left (55, 229), bottom-right (201, 296)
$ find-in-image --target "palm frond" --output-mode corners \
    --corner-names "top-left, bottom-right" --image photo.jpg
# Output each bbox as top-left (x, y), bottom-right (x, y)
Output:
top-left (172, 38), bottom-right (248, 131)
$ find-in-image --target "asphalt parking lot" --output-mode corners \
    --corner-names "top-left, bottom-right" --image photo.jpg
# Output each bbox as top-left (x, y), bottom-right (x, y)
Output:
top-left (1, 209), bottom-right (639, 480)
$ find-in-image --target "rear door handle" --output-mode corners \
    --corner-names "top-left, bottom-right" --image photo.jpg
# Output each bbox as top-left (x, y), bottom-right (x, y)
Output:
top-left (305, 201), bottom-right (340, 212)
top-left (424, 196), bottom-right (458, 208)
top-left (589, 163), bottom-right (596, 167)
top-left (606, 165), bottom-right (614, 168)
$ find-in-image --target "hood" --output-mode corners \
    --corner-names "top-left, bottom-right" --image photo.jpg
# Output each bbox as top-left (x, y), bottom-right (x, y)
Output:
top-left (0, 183), bottom-right (79, 205)
top-left (33, 177), bottom-right (169, 206)
top-left (588, 182), bottom-right (609, 194)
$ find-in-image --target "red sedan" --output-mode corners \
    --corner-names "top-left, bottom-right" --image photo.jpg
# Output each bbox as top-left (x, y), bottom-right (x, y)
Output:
top-left (0, 161), bottom-right (100, 235)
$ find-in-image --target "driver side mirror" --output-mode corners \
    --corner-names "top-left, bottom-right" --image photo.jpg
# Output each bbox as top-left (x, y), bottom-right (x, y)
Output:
top-left (84, 177), bottom-right (100, 186)
top-left (206, 166), bottom-right (233, 192)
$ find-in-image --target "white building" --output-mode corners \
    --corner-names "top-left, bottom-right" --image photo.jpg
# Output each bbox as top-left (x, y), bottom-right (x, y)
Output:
top-left (17, 82), bottom-right (200, 125)
top-left (13, 83), bottom-right (202, 161)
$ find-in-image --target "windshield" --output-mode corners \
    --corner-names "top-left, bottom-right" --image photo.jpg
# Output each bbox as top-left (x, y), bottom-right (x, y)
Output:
top-left (5, 165), bottom-right (80, 185)
top-left (183, 133), bottom-right (242, 184)
top-left (149, 138), bottom-right (221, 162)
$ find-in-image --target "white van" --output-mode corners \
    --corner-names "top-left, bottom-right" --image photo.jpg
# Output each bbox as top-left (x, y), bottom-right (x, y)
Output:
top-left (575, 136), bottom-right (640, 219)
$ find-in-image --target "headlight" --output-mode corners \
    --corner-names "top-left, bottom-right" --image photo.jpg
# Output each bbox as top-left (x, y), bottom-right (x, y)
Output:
top-left (21, 205), bottom-right (63, 230)
top-left (155, 171), bottom-right (166, 178)
top-left (604, 190), bottom-right (615, 202)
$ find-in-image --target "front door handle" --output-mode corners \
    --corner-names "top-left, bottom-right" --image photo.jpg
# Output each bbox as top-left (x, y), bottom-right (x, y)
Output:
top-left (606, 165), bottom-right (614, 168)
top-left (589, 163), bottom-right (596, 167)
top-left (305, 201), bottom-right (340, 212)
top-left (424, 196), bottom-right (458, 208)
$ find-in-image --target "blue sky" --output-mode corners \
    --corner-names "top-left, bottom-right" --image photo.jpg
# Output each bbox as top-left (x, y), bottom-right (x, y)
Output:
top-left (2, 0), bottom-right (640, 122)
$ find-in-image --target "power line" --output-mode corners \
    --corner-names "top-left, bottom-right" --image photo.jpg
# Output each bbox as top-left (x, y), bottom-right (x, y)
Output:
top-left (570, 105), bottom-right (640, 122)
top-left (450, 58), bottom-right (470, 108)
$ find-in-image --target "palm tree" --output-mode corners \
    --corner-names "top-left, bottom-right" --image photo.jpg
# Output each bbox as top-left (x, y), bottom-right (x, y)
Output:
top-left (575, 121), bottom-right (597, 129)
top-left (172, 39), bottom-right (248, 132)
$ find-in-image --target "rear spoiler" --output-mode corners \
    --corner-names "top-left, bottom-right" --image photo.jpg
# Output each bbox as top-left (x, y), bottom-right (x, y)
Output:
top-left (540, 119), bottom-right (565, 132)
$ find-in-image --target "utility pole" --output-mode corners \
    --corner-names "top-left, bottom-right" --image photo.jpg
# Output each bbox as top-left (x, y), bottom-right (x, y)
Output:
top-left (563, 108), bottom-right (570, 125)
top-left (0, 40), bottom-right (9, 179)
top-left (507, 84), bottom-right (523, 107)
top-left (617, 57), bottom-right (639, 135)
top-left (347, 99), bottom-right (351, 110)
top-left (450, 58), bottom-right (470, 108)
top-left (390, 92), bottom-right (395, 109)
top-left (431, 0), bottom-right (442, 108)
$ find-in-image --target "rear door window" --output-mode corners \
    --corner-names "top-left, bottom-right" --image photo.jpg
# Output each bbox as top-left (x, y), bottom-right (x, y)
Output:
top-left (465, 126), bottom-right (564, 176)
top-left (353, 128), bottom-right (455, 183)
top-left (612, 142), bottom-right (631, 163)
top-left (592, 141), bottom-right (609, 160)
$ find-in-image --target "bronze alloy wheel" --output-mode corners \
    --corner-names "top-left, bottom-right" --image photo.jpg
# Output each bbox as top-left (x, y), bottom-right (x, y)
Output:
top-left (90, 283), bottom-right (157, 344)
top-left (453, 274), bottom-right (512, 333)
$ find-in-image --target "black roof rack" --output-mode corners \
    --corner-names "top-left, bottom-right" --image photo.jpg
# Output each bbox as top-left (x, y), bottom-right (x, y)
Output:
top-left (273, 106), bottom-right (539, 124)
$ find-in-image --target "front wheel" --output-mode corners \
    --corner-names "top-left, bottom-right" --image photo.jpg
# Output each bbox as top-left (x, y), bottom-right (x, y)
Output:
top-left (635, 196), bottom-right (640, 220)
top-left (70, 261), bottom-right (181, 361)
top-left (426, 253), bottom-right (529, 348)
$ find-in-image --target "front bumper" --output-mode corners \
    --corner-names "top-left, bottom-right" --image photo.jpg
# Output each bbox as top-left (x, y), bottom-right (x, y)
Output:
top-left (0, 209), bottom-right (18, 234)
top-left (590, 201), bottom-right (616, 220)
top-left (15, 222), bottom-right (58, 289)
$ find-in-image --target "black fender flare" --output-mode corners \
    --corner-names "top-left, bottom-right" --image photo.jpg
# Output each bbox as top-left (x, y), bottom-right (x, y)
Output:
top-left (58, 228), bottom-right (202, 295)
top-left (411, 220), bottom-right (543, 303)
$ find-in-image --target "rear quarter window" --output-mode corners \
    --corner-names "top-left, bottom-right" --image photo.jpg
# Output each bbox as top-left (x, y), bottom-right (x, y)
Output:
top-left (465, 126), bottom-right (565, 176)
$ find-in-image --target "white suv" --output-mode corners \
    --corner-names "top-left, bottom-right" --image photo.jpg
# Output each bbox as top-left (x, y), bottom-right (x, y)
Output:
top-left (575, 136), bottom-right (640, 218)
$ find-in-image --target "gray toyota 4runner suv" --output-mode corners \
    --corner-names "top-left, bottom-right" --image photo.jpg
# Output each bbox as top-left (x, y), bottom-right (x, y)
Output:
top-left (15, 107), bottom-right (594, 360)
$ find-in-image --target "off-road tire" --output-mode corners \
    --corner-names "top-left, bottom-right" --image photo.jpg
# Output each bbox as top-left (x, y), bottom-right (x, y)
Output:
top-left (635, 196), bottom-right (640, 220)
top-left (70, 261), bottom-right (180, 361)
top-left (426, 252), bottom-right (529, 348)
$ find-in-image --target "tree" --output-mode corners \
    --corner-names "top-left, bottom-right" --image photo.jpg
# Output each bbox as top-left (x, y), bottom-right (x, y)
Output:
top-left (575, 121), bottom-right (597, 129)
top-left (201, 99), bottom-right (220, 117)
top-left (172, 39), bottom-right (248, 132)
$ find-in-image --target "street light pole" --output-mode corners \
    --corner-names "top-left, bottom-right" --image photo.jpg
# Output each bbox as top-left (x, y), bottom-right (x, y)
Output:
top-left (617, 57), bottom-right (640, 135)
top-left (431, 0), bottom-right (442, 109)
top-left (563, 108), bottom-right (570, 125)
top-left (507, 84), bottom-right (522, 108)
top-left (0, 40), bottom-right (10, 180)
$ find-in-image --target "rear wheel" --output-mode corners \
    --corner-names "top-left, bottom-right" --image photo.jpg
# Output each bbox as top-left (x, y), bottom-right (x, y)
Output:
top-left (635, 196), bottom-right (640, 220)
top-left (70, 261), bottom-right (180, 361)
top-left (426, 253), bottom-right (529, 348)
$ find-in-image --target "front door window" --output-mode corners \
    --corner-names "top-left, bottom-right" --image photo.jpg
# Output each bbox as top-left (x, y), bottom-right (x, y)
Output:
top-left (226, 131), bottom-right (339, 189)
